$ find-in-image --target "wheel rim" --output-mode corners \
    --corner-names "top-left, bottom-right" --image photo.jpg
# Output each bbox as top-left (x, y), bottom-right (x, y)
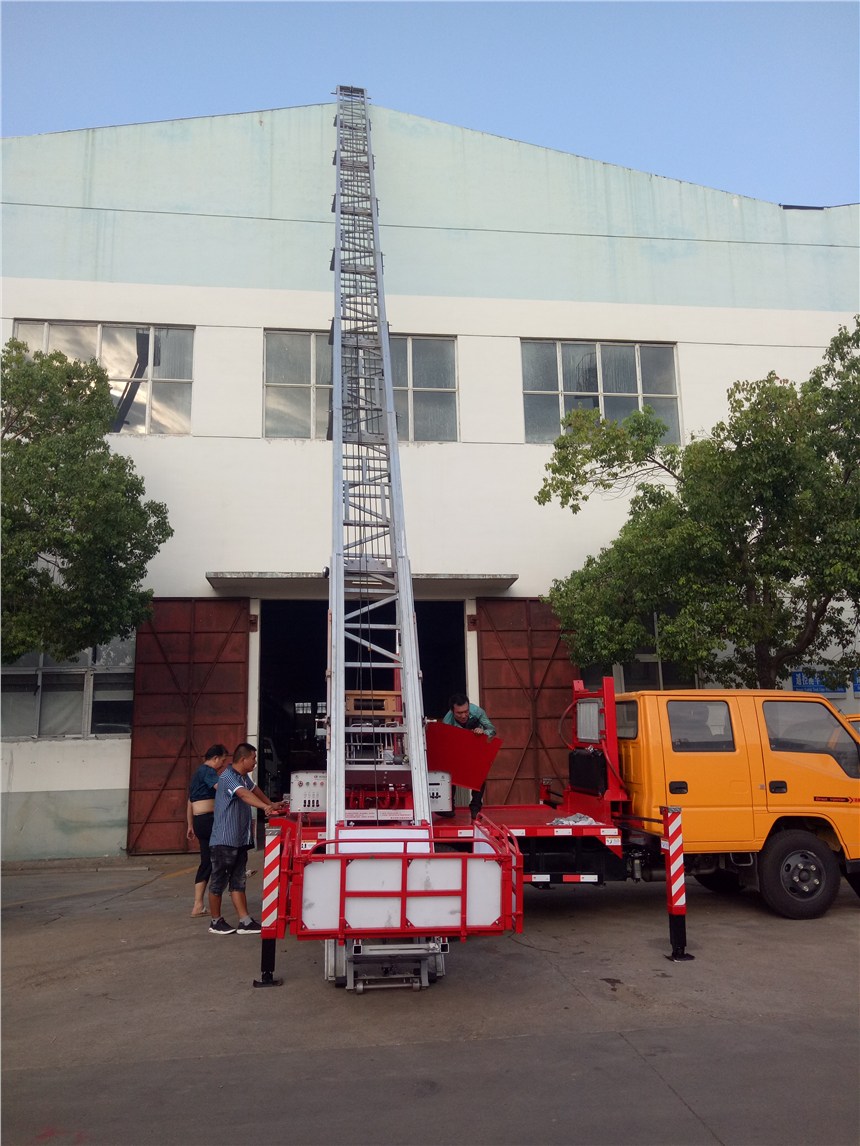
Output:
top-left (780, 849), bottom-right (827, 899)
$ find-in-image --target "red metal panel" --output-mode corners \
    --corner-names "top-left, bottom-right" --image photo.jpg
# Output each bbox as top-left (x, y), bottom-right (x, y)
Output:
top-left (126, 598), bottom-right (250, 855)
top-left (477, 598), bottom-right (577, 806)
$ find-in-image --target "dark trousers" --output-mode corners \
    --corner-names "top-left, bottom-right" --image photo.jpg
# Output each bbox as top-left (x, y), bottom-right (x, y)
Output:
top-left (192, 812), bottom-right (215, 884)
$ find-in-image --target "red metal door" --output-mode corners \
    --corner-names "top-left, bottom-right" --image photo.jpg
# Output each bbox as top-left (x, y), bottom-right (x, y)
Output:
top-left (127, 598), bottom-right (250, 855)
top-left (477, 598), bottom-right (576, 805)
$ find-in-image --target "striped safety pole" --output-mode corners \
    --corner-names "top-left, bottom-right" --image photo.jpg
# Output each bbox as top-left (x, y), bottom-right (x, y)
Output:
top-left (253, 825), bottom-right (284, 988)
top-left (661, 805), bottom-right (694, 962)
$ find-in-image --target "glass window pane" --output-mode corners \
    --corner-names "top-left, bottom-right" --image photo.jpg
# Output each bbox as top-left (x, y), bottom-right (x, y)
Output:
top-left (524, 393), bottom-right (563, 442)
top-left (7, 651), bottom-right (40, 668)
top-left (39, 674), bottom-right (85, 736)
top-left (604, 395), bottom-right (639, 423)
top-left (48, 324), bottom-right (97, 362)
top-left (601, 344), bottom-right (637, 393)
top-left (563, 394), bottom-right (599, 416)
top-left (153, 328), bottom-right (192, 379)
top-left (522, 342), bottom-right (558, 392)
top-left (314, 385), bottom-right (332, 439)
top-left (265, 386), bottom-right (311, 437)
top-left (393, 389), bottom-right (410, 438)
top-left (640, 345), bottom-right (676, 394)
top-left (151, 383), bottom-right (191, 434)
top-left (616, 700), bottom-right (639, 739)
top-left (44, 648), bottom-right (90, 668)
top-left (660, 660), bottom-right (697, 688)
top-left (94, 636), bottom-right (135, 669)
top-left (390, 338), bottom-right (408, 388)
top-left (413, 392), bottom-right (457, 441)
top-left (314, 335), bottom-right (332, 386)
top-left (623, 659), bottom-right (661, 690)
top-left (1, 674), bottom-right (39, 736)
top-left (91, 673), bottom-right (134, 734)
top-left (102, 326), bottom-right (148, 379)
top-left (412, 339), bottom-right (455, 390)
top-left (266, 332), bottom-right (311, 385)
top-left (763, 700), bottom-right (858, 776)
top-left (645, 398), bottom-right (680, 444)
top-left (14, 322), bottom-right (45, 354)
top-left (109, 380), bottom-right (148, 434)
top-left (561, 343), bottom-right (598, 392)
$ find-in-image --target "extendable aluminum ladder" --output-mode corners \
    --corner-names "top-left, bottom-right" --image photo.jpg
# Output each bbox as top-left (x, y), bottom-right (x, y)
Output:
top-left (327, 84), bottom-right (431, 831)
top-left (323, 84), bottom-right (440, 988)
top-left (257, 88), bottom-right (520, 992)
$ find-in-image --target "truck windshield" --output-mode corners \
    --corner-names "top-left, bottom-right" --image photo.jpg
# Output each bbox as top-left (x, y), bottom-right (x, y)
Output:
top-left (763, 700), bottom-right (860, 778)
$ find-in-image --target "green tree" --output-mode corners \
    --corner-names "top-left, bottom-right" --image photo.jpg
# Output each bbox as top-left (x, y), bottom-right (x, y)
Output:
top-left (538, 319), bottom-right (860, 689)
top-left (1, 339), bottom-right (173, 663)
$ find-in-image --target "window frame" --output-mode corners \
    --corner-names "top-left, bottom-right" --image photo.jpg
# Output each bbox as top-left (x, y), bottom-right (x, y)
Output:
top-left (13, 320), bottom-right (194, 436)
top-left (263, 331), bottom-right (459, 442)
top-left (263, 330), bottom-right (333, 440)
top-left (1, 638), bottom-right (136, 740)
top-left (521, 338), bottom-right (681, 444)
top-left (390, 335), bottom-right (459, 443)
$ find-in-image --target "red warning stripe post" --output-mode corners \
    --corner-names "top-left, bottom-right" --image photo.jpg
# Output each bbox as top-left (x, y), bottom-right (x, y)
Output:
top-left (661, 805), bottom-right (694, 962)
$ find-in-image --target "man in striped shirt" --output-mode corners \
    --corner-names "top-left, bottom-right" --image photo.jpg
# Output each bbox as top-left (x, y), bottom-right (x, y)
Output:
top-left (208, 743), bottom-right (285, 935)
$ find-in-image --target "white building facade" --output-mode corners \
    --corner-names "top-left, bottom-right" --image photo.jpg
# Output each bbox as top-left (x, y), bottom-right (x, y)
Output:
top-left (2, 101), bottom-right (858, 858)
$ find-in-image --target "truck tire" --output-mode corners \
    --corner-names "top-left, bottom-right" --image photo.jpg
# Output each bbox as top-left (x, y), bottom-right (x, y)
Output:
top-left (758, 830), bottom-right (840, 919)
top-left (694, 870), bottom-right (745, 895)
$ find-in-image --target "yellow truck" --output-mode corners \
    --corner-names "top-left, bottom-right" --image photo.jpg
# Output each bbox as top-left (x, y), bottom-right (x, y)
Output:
top-left (478, 680), bottom-right (860, 920)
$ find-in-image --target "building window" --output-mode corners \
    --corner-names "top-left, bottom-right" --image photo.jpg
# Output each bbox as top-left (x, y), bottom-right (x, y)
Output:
top-left (14, 321), bottom-right (193, 435)
top-left (1, 636), bottom-right (136, 739)
top-left (264, 332), bottom-right (458, 442)
top-left (264, 331), bottom-right (333, 439)
top-left (522, 340), bottom-right (680, 444)
top-left (390, 336), bottom-right (458, 442)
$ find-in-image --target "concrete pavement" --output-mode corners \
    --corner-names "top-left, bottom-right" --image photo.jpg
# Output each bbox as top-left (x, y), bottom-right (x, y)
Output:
top-left (2, 855), bottom-right (858, 1145)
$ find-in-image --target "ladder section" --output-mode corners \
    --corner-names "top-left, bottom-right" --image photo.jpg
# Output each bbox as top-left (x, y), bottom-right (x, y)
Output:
top-left (328, 85), bottom-right (431, 829)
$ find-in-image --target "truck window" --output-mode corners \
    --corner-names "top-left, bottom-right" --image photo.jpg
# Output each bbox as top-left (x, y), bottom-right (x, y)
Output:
top-left (763, 700), bottom-right (860, 778)
top-left (668, 700), bottom-right (735, 752)
top-left (616, 701), bottom-right (638, 739)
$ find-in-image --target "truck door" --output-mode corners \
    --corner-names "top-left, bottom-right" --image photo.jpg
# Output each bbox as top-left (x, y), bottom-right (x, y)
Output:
top-left (659, 698), bottom-right (755, 848)
top-left (757, 699), bottom-right (860, 849)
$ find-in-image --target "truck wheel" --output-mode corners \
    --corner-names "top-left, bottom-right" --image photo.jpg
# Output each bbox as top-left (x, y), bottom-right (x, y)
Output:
top-left (758, 830), bottom-right (840, 919)
top-left (694, 870), bottom-right (745, 895)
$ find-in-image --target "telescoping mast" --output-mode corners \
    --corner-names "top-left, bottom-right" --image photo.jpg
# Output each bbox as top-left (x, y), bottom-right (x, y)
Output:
top-left (258, 86), bottom-right (522, 992)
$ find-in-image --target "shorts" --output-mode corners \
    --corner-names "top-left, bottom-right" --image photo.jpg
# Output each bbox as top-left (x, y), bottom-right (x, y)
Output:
top-left (209, 845), bottom-right (250, 896)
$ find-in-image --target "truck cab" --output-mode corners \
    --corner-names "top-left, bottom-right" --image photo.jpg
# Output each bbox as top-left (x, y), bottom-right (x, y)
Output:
top-left (616, 688), bottom-right (860, 918)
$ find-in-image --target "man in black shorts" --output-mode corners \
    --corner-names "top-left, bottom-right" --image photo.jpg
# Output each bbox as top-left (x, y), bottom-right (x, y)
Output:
top-left (208, 743), bottom-right (284, 935)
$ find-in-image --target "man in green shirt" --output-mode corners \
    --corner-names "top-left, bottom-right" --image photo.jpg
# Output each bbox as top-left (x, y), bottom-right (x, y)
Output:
top-left (443, 692), bottom-right (496, 817)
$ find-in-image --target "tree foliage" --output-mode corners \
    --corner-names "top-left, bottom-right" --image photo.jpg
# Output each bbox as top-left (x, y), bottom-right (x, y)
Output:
top-left (1, 339), bottom-right (173, 663)
top-left (539, 319), bottom-right (860, 689)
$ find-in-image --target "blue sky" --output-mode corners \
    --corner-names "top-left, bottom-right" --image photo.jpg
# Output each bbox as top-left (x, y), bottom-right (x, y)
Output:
top-left (1, 1), bottom-right (858, 206)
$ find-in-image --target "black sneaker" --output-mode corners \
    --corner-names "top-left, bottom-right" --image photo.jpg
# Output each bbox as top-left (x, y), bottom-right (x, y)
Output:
top-left (209, 917), bottom-right (236, 935)
top-left (237, 918), bottom-right (261, 934)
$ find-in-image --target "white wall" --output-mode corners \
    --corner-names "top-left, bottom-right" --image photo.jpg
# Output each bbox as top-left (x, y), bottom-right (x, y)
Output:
top-left (6, 275), bottom-right (850, 605)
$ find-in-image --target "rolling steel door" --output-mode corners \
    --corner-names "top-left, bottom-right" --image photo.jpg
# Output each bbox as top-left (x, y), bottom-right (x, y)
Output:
top-left (477, 598), bottom-right (575, 805)
top-left (127, 598), bottom-right (250, 855)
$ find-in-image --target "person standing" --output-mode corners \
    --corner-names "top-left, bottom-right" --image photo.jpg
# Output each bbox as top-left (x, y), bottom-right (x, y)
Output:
top-left (443, 692), bottom-right (496, 818)
top-left (208, 742), bottom-right (285, 936)
top-left (186, 744), bottom-right (230, 917)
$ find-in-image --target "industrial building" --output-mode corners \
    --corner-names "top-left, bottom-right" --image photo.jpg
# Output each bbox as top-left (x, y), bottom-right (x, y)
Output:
top-left (2, 98), bottom-right (858, 859)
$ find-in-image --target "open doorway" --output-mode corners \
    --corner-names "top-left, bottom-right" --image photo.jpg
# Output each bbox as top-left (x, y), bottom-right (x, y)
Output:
top-left (258, 599), bottom-right (465, 796)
